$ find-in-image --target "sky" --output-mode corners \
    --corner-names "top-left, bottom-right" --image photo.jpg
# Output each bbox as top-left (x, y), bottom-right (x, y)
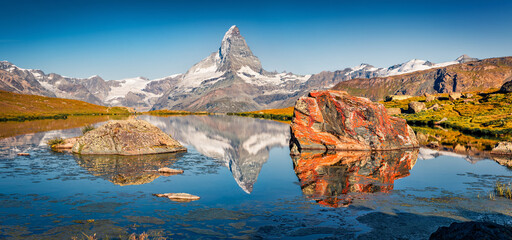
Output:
top-left (1, 0), bottom-right (511, 80)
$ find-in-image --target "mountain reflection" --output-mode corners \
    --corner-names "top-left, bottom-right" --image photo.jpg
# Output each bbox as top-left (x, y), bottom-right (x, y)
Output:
top-left (292, 150), bottom-right (418, 207)
top-left (140, 115), bottom-right (290, 193)
top-left (74, 153), bottom-right (184, 186)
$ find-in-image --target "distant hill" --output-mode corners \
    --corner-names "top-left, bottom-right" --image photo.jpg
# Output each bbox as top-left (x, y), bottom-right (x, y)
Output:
top-left (332, 57), bottom-right (512, 101)
top-left (0, 90), bottom-right (131, 120)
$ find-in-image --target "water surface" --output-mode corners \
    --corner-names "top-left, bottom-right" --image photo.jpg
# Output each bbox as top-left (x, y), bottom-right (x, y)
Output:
top-left (0, 115), bottom-right (511, 239)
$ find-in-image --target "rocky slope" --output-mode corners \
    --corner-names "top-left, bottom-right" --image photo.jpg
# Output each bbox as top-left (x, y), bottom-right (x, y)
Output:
top-left (332, 57), bottom-right (512, 101)
top-left (0, 61), bottom-right (178, 111)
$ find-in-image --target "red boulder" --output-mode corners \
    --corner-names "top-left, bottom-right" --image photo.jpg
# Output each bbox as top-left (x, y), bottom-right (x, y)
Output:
top-left (290, 90), bottom-right (419, 154)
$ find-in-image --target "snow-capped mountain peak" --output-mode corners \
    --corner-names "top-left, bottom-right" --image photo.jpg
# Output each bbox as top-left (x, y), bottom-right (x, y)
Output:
top-left (455, 54), bottom-right (478, 63)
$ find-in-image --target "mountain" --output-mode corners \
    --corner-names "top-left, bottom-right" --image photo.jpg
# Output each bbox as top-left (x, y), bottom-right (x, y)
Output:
top-left (303, 55), bottom-right (474, 91)
top-left (0, 24), bottom-right (494, 112)
top-left (0, 61), bottom-right (179, 111)
top-left (152, 25), bottom-right (310, 112)
top-left (332, 56), bottom-right (512, 101)
top-left (0, 61), bottom-right (56, 97)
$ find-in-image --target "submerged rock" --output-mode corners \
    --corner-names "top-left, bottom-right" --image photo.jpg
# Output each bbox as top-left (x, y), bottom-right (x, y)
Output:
top-left (153, 193), bottom-right (200, 202)
top-left (157, 167), bottom-right (184, 176)
top-left (72, 119), bottom-right (186, 155)
top-left (290, 90), bottom-right (418, 154)
top-left (429, 221), bottom-right (512, 240)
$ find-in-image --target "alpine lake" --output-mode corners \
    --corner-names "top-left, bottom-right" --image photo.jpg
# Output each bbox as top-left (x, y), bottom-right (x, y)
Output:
top-left (1, 115), bottom-right (512, 239)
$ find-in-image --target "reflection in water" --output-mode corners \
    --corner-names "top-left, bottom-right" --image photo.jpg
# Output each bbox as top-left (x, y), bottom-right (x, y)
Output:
top-left (292, 150), bottom-right (419, 207)
top-left (75, 152), bottom-right (185, 186)
top-left (140, 115), bottom-right (290, 193)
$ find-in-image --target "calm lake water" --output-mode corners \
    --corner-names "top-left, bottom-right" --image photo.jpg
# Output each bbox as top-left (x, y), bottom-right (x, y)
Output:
top-left (1, 115), bottom-right (512, 239)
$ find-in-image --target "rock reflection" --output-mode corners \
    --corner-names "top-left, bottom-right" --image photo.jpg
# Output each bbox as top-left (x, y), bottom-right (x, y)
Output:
top-left (292, 150), bottom-right (419, 207)
top-left (74, 152), bottom-right (184, 186)
top-left (140, 115), bottom-right (290, 193)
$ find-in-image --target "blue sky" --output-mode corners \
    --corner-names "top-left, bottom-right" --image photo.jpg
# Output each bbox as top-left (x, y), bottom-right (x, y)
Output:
top-left (1, 0), bottom-right (511, 80)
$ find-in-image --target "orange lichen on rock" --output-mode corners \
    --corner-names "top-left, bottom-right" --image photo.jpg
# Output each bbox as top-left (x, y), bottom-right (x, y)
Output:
top-left (290, 90), bottom-right (419, 154)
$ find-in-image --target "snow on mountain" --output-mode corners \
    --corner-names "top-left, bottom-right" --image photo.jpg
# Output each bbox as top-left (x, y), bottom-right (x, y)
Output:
top-left (106, 77), bottom-right (156, 102)
top-left (178, 52), bottom-right (225, 90)
top-left (237, 66), bottom-right (310, 86)
top-left (343, 54), bottom-right (477, 78)
top-left (385, 59), bottom-right (458, 76)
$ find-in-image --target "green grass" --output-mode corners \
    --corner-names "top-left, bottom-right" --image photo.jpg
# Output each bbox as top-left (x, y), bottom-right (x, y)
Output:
top-left (47, 137), bottom-right (64, 146)
top-left (144, 109), bottom-right (210, 116)
top-left (228, 106), bottom-right (294, 122)
top-left (81, 125), bottom-right (95, 134)
top-left (382, 91), bottom-right (512, 141)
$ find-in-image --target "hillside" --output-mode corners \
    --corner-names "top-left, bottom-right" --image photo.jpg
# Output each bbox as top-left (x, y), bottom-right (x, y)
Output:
top-left (383, 92), bottom-right (512, 144)
top-left (332, 57), bottom-right (512, 101)
top-left (0, 90), bottom-right (132, 121)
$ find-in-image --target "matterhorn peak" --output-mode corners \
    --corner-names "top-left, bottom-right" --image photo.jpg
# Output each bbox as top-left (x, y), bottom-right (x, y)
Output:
top-left (222, 25), bottom-right (240, 41)
top-left (217, 25), bottom-right (262, 73)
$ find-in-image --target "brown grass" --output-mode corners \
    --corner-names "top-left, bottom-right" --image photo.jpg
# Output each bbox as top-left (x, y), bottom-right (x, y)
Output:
top-left (0, 90), bottom-right (131, 120)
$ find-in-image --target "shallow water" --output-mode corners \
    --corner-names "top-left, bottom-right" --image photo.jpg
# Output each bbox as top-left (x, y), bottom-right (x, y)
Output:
top-left (0, 115), bottom-right (511, 239)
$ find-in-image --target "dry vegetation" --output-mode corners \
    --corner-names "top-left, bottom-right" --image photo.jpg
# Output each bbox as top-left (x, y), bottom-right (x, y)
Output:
top-left (0, 90), bottom-right (132, 121)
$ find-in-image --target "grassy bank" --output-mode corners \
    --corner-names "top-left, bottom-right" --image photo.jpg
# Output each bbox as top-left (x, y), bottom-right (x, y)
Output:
top-left (144, 109), bottom-right (210, 116)
top-left (382, 90), bottom-right (512, 141)
top-left (0, 90), bottom-right (133, 121)
top-left (227, 106), bottom-right (294, 121)
top-left (0, 115), bottom-right (131, 139)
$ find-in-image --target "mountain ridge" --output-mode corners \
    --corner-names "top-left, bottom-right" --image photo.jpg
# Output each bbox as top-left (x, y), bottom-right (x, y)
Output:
top-left (0, 25), bottom-right (501, 112)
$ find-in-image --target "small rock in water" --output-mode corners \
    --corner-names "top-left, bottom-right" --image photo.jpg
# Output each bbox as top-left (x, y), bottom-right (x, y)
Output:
top-left (153, 193), bottom-right (200, 202)
top-left (158, 167), bottom-right (183, 173)
top-left (17, 153), bottom-right (30, 156)
top-left (71, 119), bottom-right (186, 155)
top-left (51, 137), bottom-right (78, 152)
top-left (158, 167), bottom-right (184, 175)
